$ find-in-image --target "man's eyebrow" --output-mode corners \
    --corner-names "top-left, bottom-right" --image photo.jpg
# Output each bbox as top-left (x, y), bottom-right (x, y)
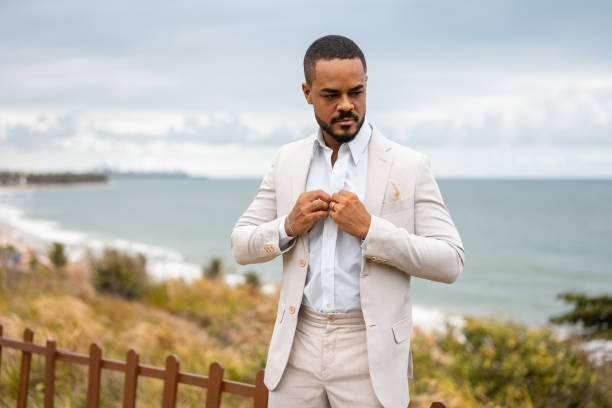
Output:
top-left (320, 85), bottom-right (364, 93)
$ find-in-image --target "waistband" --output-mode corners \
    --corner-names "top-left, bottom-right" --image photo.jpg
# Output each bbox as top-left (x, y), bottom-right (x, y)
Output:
top-left (299, 305), bottom-right (365, 327)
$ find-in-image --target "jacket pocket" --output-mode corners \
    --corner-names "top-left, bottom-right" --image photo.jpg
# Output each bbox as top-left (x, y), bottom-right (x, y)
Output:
top-left (391, 315), bottom-right (413, 344)
top-left (381, 198), bottom-right (413, 230)
top-left (381, 197), bottom-right (411, 215)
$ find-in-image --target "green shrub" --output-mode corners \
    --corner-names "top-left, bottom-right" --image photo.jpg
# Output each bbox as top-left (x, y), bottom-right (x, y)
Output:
top-left (244, 270), bottom-right (261, 290)
top-left (48, 242), bottom-right (67, 268)
top-left (437, 316), bottom-right (611, 407)
top-left (550, 292), bottom-right (612, 340)
top-left (92, 248), bottom-right (149, 300)
top-left (202, 257), bottom-right (223, 280)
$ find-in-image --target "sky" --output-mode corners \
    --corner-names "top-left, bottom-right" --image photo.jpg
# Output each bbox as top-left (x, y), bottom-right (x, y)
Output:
top-left (1, 0), bottom-right (611, 178)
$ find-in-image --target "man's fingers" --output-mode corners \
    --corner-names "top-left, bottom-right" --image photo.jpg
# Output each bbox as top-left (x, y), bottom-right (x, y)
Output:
top-left (307, 189), bottom-right (331, 203)
top-left (331, 192), bottom-right (344, 203)
top-left (310, 210), bottom-right (329, 220)
top-left (329, 210), bottom-right (338, 222)
top-left (310, 199), bottom-right (329, 211)
top-left (338, 190), bottom-right (357, 199)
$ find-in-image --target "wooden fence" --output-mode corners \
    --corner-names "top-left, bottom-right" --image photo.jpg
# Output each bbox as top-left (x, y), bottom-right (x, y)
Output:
top-left (0, 324), bottom-right (449, 407)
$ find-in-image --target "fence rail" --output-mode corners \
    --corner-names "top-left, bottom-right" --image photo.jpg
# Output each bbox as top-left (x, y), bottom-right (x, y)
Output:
top-left (0, 324), bottom-right (449, 407)
top-left (0, 325), bottom-right (268, 407)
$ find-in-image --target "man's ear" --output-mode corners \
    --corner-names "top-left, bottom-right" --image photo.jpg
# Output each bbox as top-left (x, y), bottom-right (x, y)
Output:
top-left (302, 82), bottom-right (313, 105)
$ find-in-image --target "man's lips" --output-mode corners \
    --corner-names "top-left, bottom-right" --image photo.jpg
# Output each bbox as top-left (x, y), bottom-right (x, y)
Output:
top-left (336, 118), bottom-right (355, 125)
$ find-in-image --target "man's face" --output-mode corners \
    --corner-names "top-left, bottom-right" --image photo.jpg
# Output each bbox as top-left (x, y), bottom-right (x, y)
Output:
top-left (302, 58), bottom-right (367, 144)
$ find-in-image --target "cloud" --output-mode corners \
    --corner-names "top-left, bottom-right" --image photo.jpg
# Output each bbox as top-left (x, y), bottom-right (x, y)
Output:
top-left (375, 73), bottom-right (612, 147)
top-left (1, 1), bottom-right (611, 176)
top-left (1, 1), bottom-right (611, 110)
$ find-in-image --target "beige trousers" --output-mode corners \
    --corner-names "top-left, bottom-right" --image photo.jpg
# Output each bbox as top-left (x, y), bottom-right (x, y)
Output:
top-left (268, 306), bottom-right (383, 407)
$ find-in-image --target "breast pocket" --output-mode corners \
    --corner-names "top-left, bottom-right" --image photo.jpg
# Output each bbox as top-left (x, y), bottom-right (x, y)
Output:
top-left (380, 198), bottom-right (413, 229)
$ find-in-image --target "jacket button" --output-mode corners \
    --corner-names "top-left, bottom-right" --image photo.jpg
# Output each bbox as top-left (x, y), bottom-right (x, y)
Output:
top-left (298, 258), bottom-right (306, 267)
top-left (288, 306), bottom-right (296, 314)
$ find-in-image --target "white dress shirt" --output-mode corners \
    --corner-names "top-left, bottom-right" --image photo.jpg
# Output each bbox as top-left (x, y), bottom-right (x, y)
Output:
top-left (278, 120), bottom-right (373, 313)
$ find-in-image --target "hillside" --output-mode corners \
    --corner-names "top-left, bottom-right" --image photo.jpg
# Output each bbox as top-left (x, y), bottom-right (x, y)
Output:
top-left (1, 245), bottom-right (610, 407)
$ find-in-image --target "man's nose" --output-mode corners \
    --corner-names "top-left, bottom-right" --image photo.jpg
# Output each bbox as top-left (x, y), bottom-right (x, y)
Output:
top-left (337, 94), bottom-right (354, 111)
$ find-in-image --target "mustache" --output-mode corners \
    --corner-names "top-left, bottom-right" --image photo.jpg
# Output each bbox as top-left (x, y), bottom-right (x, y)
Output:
top-left (331, 111), bottom-right (359, 123)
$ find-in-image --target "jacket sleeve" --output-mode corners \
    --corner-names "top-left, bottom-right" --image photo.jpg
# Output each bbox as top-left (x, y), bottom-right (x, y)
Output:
top-left (230, 149), bottom-right (297, 265)
top-left (362, 156), bottom-right (465, 284)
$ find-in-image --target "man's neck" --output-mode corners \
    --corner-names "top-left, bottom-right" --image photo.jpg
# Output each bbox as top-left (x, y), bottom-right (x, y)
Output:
top-left (321, 130), bottom-right (342, 167)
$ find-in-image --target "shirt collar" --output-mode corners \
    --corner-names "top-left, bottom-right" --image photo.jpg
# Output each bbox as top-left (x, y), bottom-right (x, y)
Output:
top-left (314, 117), bottom-right (372, 165)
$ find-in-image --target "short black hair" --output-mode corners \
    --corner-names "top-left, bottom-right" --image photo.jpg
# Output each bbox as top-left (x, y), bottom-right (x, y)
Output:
top-left (303, 35), bottom-right (367, 85)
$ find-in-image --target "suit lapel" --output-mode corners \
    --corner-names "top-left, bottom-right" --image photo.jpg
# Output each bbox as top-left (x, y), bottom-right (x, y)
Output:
top-left (291, 134), bottom-right (316, 200)
top-left (290, 134), bottom-right (316, 255)
top-left (365, 127), bottom-right (393, 217)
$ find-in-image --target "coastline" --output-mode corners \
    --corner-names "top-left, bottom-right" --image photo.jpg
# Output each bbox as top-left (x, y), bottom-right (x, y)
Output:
top-left (0, 181), bottom-right (109, 191)
top-left (0, 201), bottom-right (278, 292)
top-left (1, 191), bottom-right (610, 366)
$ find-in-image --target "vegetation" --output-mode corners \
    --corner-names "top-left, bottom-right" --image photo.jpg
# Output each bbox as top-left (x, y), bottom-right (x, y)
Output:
top-left (202, 256), bottom-right (223, 280)
top-left (420, 317), bottom-right (611, 407)
top-left (243, 270), bottom-right (261, 290)
top-left (91, 248), bottom-right (149, 300)
top-left (1, 245), bottom-right (610, 407)
top-left (48, 242), bottom-right (67, 269)
top-left (549, 292), bottom-right (612, 340)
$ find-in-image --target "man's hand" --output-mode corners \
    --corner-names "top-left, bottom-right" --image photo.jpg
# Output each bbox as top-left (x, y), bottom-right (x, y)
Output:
top-left (285, 189), bottom-right (331, 236)
top-left (330, 190), bottom-right (371, 239)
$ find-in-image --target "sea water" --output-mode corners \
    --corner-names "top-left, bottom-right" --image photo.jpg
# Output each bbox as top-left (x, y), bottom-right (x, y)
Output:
top-left (0, 177), bottom-right (610, 328)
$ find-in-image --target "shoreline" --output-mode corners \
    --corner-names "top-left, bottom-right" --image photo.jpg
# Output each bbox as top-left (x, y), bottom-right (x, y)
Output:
top-left (0, 210), bottom-right (279, 293)
top-left (1, 195), bottom-right (611, 366)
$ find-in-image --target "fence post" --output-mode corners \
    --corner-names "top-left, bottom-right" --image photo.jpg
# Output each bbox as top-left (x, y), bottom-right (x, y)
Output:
top-left (17, 328), bottom-right (34, 408)
top-left (44, 339), bottom-right (57, 408)
top-left (205, 362), bottom-right (224, 408)
top-left (162, 354), bottom-right (180, 408)
top-left (122, 349), bottom-right (139, 408)
top-left (0, 325), bottom-right (3, 388)
top-left (87, 342), bottom-right (103, 408)
top-left (252, 369), bottom-right (268, 408)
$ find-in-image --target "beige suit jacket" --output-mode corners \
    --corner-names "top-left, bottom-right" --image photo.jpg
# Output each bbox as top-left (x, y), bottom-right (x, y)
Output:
top-left (231, 126), bottom-right (465, 408)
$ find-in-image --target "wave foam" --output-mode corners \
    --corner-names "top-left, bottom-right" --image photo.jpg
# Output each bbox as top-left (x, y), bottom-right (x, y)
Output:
top-left (0, 201), bottom-right (203, 282)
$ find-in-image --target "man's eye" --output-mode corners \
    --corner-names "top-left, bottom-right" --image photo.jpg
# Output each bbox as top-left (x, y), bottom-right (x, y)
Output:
top-left (350, 91), bottom-right (362, 96)
top-left (324, 94), bottom-right (337, 99)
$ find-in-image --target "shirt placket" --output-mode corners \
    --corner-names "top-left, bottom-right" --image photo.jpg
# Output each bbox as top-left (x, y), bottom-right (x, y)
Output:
top-left (320, 145), bottom-right (349, 312)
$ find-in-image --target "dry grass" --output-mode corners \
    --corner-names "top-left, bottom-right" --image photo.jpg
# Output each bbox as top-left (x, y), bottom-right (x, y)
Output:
top-left (2, 253), bottom-right (609, 408)
top-left (0, 261), bottom-right (275, 407)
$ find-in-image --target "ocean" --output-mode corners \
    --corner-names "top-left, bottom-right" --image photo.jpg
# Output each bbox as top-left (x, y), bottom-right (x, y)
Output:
top-left (1, 177), bottom-right (611, 329)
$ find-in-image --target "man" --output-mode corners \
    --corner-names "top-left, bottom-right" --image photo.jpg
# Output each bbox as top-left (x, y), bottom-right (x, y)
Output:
top-left (231, 35), bottom-right (465, 408)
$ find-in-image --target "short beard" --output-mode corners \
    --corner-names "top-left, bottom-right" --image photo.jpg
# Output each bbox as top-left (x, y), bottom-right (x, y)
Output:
top-left (315, 112), bottom-right (365, 145)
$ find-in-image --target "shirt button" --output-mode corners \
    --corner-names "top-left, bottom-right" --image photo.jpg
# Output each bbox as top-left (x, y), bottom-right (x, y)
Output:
top-left (298, 258), bottom-right (306, 267)
top-left (324, 267), bottom-right (330, 273)
top-left (288, 306), bottom-right (295, 314)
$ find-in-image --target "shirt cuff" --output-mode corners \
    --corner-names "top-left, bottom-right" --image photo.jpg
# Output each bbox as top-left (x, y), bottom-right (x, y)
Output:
top-left (360, 217), bottom-right (374, 249)
top-left (278, 215), bottom-right (294, 249)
